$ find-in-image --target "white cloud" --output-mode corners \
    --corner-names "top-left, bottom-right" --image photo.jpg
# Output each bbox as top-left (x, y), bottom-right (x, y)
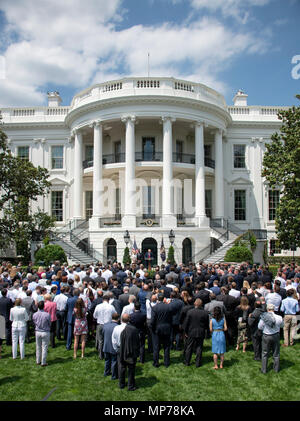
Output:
top-left (0, 0), bottom-right (272, 106)
top-left (190, 0), bottom-right (271, 23)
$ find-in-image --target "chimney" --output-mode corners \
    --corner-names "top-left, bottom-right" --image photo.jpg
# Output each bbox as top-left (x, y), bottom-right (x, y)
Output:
top-left (47, 91), bottom-right (62, 107)
top-left (233, 89), bottom-right (248, 106)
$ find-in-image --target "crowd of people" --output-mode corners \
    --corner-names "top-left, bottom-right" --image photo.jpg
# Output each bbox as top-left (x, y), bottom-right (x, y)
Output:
top-left (0, 259), bottom-right (299, 391)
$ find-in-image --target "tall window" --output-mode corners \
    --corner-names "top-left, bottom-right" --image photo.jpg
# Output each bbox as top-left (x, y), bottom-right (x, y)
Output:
top-left (269, 239), bottom-right (281, 255)
top-left (18, 146), bottom-right (29, 160)
top-left (114, 141), bottom-right (121, 162)
top-left (142, 137), bottom-right (155, 161)
top-left (205, 190), bottom-right (212, 218)
top-left (204, 145), bottom-right (211, 158)
top-left (51, 146), bottom-right (64, 169)
top-left (268, 190), bottom-right (280, 220)
top-left (234, 190), bottom-right (246, 221)
top-left (85, 191), bottom-right (93, 220)
top-left (51, 191), bottom-right (63, 221)
top-left (85, 145), bottom-right (93, 162)
top-left (115, 188), bottom-right (121, 219)
top-left (233, 145), bottom-right (246, 168)
top-left (143, 186), bottom-right (155, 218)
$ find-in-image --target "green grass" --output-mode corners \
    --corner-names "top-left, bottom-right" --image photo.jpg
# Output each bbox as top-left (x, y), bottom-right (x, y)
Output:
top-left (0, 338), bottom-right (299, 401)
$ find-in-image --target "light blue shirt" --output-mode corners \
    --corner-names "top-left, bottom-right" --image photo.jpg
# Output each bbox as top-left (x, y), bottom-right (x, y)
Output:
top-left (258, 312), bottom-right (283, 335)
top-left (280, 297), bottom-right (299, 315)
top-left (265, 293), bottom-right (282, 311)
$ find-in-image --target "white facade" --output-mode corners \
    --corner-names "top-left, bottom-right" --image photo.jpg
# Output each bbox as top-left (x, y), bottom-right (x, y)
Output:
top-left (1, 78), bottom-right (297, 263)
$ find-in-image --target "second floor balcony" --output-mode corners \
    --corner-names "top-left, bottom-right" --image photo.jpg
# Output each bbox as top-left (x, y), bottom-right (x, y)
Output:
top-left (83, 152), bottom-right (215, 169)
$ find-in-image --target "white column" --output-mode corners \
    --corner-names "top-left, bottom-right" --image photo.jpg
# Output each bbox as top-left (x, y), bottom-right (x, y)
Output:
top-left (73, 129), bottom-right (83, 219)
top-left (162, 116), bottom-right (177, 228)
top-left (90, 120), bottom-right (103, 229)
top-left (122, 116), bottom-right (136, 228)
top-left (214, 128), bottom-right (224, 219)
top-left (195, 122), bottom-right (209, 227)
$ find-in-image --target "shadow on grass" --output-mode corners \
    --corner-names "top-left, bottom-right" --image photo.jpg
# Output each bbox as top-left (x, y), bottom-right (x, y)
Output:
top-left (48, 357), bottom-right (74, 365)
top-left (0, 376), bottom-right (21, 385)
top-left (277, 358), bottom-right (294, 371)
top-left (136, 375), bottom-right (158, 388)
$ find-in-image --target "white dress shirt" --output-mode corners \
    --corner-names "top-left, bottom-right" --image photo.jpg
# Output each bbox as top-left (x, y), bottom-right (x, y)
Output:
top-left (229, 289), bottom-right (240, 299)
top-left (258, 312), bottom-right (283, 335)
top-left (93, 301), bottom-right (115, 325)
top-left (9, 306), bottom-right (29, 328)
top-left (265, 292), bottom-right (282, 312)
top-left (102, 270), bottom-right (113, 283)
top-left (121, 302), bottom-right (135, 316)
top-left (54, 293), bottom-right (68, 311)
top-left (112, 323), bottom-right (127, 353)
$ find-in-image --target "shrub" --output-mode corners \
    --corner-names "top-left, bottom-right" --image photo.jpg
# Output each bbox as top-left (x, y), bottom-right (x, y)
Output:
top-left (34, 244), bottom-right (67, 266)
top-left (224, 245), bottom-right (253, 264)
top-left (167, 245), bottom-right (176, 265)
top-left (266, 256), bottom-right (300, 265)
top-left (122, 247), bottom-right (131, 265)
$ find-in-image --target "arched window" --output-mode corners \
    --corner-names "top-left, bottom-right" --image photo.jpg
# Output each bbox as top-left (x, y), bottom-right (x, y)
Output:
top-left (107, 238), bottom-right (117, 261)
top-left (182, 238), bottom-right (192, 265)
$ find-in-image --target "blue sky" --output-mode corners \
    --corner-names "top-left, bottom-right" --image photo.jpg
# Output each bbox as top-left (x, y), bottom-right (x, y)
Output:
top-left (0, 0), bottom-right (299, 107)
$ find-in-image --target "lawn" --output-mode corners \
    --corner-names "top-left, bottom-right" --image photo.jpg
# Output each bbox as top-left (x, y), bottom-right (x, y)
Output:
top-left (0, 337), bottom-right (299, 401)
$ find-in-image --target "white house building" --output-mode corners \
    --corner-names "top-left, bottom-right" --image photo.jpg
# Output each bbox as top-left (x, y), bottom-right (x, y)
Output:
top-left (1, 77), bottom-right (298, 264)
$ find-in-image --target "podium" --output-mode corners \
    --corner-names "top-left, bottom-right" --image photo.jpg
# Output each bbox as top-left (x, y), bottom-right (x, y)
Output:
top-left (145, 254), bottom-right (154, 271)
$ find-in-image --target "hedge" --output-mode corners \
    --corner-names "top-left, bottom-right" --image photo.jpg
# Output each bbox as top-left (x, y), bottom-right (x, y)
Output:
top-left (224, 245), bottom-right (253, 264)
top-left (34, 244), bottom-right (67, 266)
top-left (266, 256), bottom-right (300, 265)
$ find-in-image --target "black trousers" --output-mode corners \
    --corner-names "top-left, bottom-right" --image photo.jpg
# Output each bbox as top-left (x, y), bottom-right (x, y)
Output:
top-left (5, 320), bottom-right (12, 346)
top-left (118, 354), bottom-right (136, 390)
top-left (146, 320), bottom-right (153, 353)
top-left (56, 310), bottom-right (66, 340)
top-left (185, 336), bottom-right (205, 367)
top-left (152, 332), bottom-right (171, 367)
top-left (50, 321), bottom-right (56, 348)
top-left (139, 331), bottom-right (146, 363)
top-left (251, 332), bottom-right (262, 360)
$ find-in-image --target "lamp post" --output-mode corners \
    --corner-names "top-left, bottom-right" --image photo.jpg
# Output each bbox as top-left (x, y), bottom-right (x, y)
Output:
top-left (124, 230), bottom-right (130, 246)
top-left (169, 229), bottom-right (175, 245)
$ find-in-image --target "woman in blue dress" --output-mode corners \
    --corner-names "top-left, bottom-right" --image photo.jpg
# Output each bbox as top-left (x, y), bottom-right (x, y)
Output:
top-left (210, 306), bottom-right (227, 369)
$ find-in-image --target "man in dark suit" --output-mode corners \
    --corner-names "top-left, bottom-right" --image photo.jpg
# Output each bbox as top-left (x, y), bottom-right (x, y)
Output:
top-left (129, 302), bottom-right (147, 363)
top-left (150, 293), bottom-right (176, 368)
top-left (118, 286), bottom-right (130, 311)
top-left (119, 313), bottom-right (140, 391)
top-left (183, 298), bottom-right (209, 367)
top-left (108, 292), bottom-right (122, 316)
top-left (102, 312), bottom-right (119, 380)
top-left (158, 279), bottom-right (172, 299)
top-left (194, 282), bottom-right (210, 305)
top-left (216, 286), bottom-right (238, 345)
top-left (65, 289), bottom-right (80, 350)
top-left (0, 289), bottom-right (13, 345)
top-left (170, 291), bottom-right (184, 350)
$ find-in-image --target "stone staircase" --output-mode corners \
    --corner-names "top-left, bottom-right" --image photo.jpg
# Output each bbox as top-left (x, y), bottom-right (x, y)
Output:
top-left (50, 220), bottom-right (106, 265)
top-left (203, 238), bottom-right (237, 264)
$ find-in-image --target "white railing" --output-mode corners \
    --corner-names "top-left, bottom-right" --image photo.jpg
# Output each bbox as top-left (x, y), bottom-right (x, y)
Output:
top-left (13, 109), bottom-right (35, 116)
top-left (136, 80), bottom-right (160, 88)
top-left (228, 106), bottom-right (289, 118)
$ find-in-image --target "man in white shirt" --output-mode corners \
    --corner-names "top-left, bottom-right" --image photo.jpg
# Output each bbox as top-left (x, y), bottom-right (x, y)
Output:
top-left (112, 314), bottom-right (128, 354)
top-left (265, 285), bottom-right (282, 312)
top-left (258, 303), bottom-right (283, 374)
top-left (229, 282), bottom-right (240, 299)
top-left (102, 266), bottom-right (113, 284)
top-left (93, 295), bottom-right (115, 359)
top-left (54, 287), bottom-right (68, 340)
top-left (121, 295), bottom-right (136, 316)
top-left (38, 273), bottom-right (47, 287)
top-left (136, 265), bottom-right (145, 280)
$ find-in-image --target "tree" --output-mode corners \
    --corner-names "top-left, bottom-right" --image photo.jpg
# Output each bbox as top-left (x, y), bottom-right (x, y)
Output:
top-left (123, 247), bottom-right (131, 265)
top-left (262, 102), bottom-right (300, 250)
top-left (0, 118), bottom-right (55, 259)
top-left (167, 245), bottom-right (176, 265)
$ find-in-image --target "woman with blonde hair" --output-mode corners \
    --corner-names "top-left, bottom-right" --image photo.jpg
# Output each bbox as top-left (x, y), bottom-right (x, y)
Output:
top-left (9, 298), bottom-right (29, 359)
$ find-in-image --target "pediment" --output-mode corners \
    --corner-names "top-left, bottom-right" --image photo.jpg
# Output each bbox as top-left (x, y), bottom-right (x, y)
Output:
top-left (49, 176), bottom-right (69, 185)
top-left (230, 177), bottom-right (253, 185)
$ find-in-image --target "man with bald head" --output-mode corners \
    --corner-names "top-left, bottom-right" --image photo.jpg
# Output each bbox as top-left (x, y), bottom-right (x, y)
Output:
top-left (183, 298), bottom-right (209, 367)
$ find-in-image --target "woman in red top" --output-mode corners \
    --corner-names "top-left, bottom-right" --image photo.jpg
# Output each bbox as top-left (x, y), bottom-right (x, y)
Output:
top-left (73, 298), bottom-right (88, 359)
